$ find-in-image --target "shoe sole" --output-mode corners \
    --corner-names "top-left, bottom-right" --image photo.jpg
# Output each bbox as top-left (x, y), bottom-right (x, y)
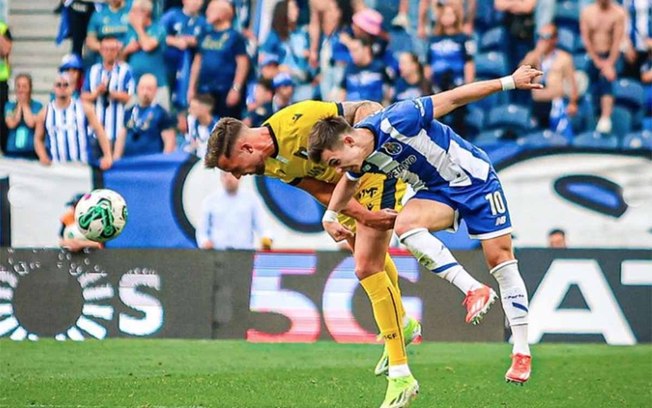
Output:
top-left (469, 290), bottom-right (498, 325)
top-left (505, 376), bottom-right (529, 385)
top-left (374, 323), bottom-right (422, 376)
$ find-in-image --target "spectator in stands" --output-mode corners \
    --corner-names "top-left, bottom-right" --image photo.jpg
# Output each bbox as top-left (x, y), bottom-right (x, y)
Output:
top-left (196, 171), bottom-right (273, 250)
top-left (160, 0), bottom-right (206, 111)
top-left (86, 0), bottom-right (131, 53)
top-left (123, 0), bottom-right (170, 111)
top-left (243, 79), bottom-right (274, 127)
top-left (642, 41), bottom-right (652, 124)
top-left (113, 74), bottom-right (176, 159)
top-left (271, 72), bottom-right (294, 112)
top-left (425, 2), bottom-right (475, 93)
top-left (521, 23), bottom-right (578, 137)
top-left (262, 0), bottom-right (315, 101)
top-left (259, 54), bottom-right (281, 81)
top-left (495, 0), bottom-right (537, 70)
top-left (426, 2), bottom-right (474, 132)
top-left (621, 0), bottom-right (651, 80)
top-left (418, 0), bottom-right (477, 37)
top-left (393, 52), bottom-right (430, 102)
top-left (58, 54), bottom-right (85, 98)
top-left (231, 0), bottom-right (254, 39)
top-left (60, 0), bottom-right (97, 57)
top-left (339, 38), bottom-right (389, 103)
top-left (4, 74), bottom-right (42, 160)
top-left (82, 36), bottom-right (135, 148)
top-left (34, 74), bottom-right (113, 169)
top-left (0, 20), bottom-right (11, 155)
top-left (580, 0), bottom-right (626, 134)
top-left (188, 0), bottom-right (250, 118)
top-left (185, 93), bottom-right (219, 159)
top-left (547, 228), bottom-right (567, 248)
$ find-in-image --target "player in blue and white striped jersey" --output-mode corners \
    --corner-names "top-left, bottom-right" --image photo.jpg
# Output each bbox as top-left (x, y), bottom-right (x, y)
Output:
top-left (82, 36), bottom-right (135, 143)
top-left (308, 65), bottom-right (543, 396)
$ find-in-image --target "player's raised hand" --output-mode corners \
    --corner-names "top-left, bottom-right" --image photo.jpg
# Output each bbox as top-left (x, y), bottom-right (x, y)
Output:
top-left (361, 208), bottom-right (398, 231)
top-left (323, 220), bottom-right (354, 242)
top-left (511, 65), bottom-right (544, 90)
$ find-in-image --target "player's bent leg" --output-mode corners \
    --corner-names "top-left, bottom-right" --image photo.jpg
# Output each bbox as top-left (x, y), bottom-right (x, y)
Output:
top-left (355, 224), bottom-right (412, 380)
top-left (395, 199), bottom-right (496, 325)
top-left (481, 234), bottom-right (532, 384)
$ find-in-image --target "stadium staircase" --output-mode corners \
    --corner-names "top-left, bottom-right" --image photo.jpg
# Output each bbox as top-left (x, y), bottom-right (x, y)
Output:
top-left (8, 0), bottom-right (66, 103)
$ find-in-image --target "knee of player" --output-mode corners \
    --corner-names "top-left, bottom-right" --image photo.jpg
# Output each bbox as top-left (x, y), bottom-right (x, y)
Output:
top-left (354, 264), bottom-right (382, 280)
top-left (394, 219), bottom-right (424, 238)
top-left (485, 249), bottom-right (515, 270)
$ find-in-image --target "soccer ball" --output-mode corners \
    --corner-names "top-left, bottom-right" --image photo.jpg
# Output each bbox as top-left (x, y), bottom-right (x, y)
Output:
top-left (74, 189), bottom-right (128, 242)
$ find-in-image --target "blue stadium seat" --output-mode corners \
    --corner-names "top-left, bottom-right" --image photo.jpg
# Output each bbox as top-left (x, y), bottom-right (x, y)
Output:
top-left (572, 131), bottom-right (619, 148)
top-left (464, 108), bottom-right (485, 137)
top-left (557, 28), bottom-right (577, 54)
top-left (475, 52), bottom-right (509, 79)
top-left (474, 129), bottom-right (504, 145)
top-left (517, 130), bottom-right (570, 148)
top-left (613, 79), bottom-right (645, 112)
top-left (486, 104), bottom-right (533, 133)
top-left (611, 106), bottom-right (633, 138)
top-left (622, 131), bottom-right (652, 150)
top-left (479, 27), bottom-right (507, 52)
top-left (644, 117), bottom-right (652, 131)
top-left (554, 1), bottom-right (580, 33)
top-left (573, 53), bottom-right (590, 72)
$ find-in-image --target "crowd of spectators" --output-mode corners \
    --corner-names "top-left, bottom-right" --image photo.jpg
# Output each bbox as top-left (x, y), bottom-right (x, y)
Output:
top-left (0, 0), bottom-right (650, 168)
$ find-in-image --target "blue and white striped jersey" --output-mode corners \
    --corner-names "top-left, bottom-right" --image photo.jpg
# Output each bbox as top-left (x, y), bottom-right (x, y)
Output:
top-left (44, 98), bottom-right (91, 164)
top-left (349, 97), bottom-right (492, 192)
top-left (186, 114), bottom-right (219, 159)
top-left (83, 62), bottom-right (135, 141)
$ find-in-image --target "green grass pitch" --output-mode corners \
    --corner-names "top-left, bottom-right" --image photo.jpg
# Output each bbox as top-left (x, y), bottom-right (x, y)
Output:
top-left (1, 340), bottom-right (650, 407)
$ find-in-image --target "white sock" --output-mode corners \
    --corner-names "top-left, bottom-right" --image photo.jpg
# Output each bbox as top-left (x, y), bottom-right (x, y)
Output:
top-left (388, 364), bottom-right (412, 379)
top-left (511, 324), bottom-right (530, 355)
top-left (491, 260), bottom-right (530, 355)
top-left (400, 228), bottom-right (483, 294)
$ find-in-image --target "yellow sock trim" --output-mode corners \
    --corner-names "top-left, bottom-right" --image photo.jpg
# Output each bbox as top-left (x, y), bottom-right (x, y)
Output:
top-left (384, 254), bottom-right (406, 320)
top-left (360, 272), bottom-right (407, 366)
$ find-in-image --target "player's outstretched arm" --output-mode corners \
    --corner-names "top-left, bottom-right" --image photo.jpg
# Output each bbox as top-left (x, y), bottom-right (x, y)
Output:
top-left (341, 101), bottom-right (383, 125)
top-left (322, 176), bottom-right (359, 242)
top-left (431, 65), bottom-right (543, 118)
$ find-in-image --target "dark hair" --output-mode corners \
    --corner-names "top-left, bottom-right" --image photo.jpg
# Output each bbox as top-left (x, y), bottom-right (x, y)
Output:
top-left (401, 52), bottom-right (431, 94)
top-left (308, 116), bottom-right (353, 163)
top-left (548, 228), bottom-right (566, 237)
top-left (193, 93), bottom-right (215, 108)
top-left (205, 117), bottom-right (245, 168)
top-left (257, 78), bottom-right (274, 93)
top-left (336, 0), bottom-right (354, 27)
top-left (271, 0), bottom-right (289, 41)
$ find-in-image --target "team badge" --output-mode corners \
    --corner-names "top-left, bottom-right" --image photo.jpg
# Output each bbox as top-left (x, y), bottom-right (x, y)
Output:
top-left (382, 142), bottom-right (403, 156)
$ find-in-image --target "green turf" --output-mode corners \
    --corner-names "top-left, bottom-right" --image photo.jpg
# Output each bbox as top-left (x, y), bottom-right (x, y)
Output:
top-left (1, 340), bottom-right (650, 408)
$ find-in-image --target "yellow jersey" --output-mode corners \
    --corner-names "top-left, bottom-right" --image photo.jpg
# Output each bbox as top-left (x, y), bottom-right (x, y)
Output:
top-left (262, 100), bottom-right (343, 185)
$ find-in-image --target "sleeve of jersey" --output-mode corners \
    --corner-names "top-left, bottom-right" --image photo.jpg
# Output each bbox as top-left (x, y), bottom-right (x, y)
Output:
top-left (384, 97), bottom-right (434, 136)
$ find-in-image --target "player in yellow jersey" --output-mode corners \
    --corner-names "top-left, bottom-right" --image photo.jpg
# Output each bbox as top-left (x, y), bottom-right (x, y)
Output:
top-left (204, 100), bottom-right (424, 379)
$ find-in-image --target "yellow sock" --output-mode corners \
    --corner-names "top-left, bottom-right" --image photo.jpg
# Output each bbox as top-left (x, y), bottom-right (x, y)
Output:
top-left (360, 272), bottom-right (407, 366)
top-left (384, 254), bottom-right (406, 321)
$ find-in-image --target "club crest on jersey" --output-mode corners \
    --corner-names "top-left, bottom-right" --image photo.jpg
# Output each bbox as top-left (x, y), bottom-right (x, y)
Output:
top-left (382, 142), bottom-right (403, 156)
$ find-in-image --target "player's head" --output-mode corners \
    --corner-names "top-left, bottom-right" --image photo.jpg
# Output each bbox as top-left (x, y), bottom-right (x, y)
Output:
top-left (548, 228), bottom-right (567, 248)
top-left (137, 74), bottom-right (158, 105)
top-left (205, 117), bottom-right (266, 178)
top-left (537, 24), bottom-right (558, 53)
top-left (308, 116), bottom-right (365, 173)
top-left (189, 94), bottom-right (215, 118)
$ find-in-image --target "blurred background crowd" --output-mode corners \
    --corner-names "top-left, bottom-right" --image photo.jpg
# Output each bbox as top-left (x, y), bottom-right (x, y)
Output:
top-left (0, 0), bottom-right (650, 166)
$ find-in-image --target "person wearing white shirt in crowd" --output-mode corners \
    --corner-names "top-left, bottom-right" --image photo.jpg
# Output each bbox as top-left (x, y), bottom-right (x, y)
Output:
top-left (196, 171), bottom-right (273, 250)
top-left (82, 36), bottom-right (135, 144)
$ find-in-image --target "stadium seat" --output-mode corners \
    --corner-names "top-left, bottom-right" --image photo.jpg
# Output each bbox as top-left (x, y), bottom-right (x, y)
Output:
top-left (613, 79), bottom-right (645, 113)
top-left (622, 131), bottom-right (652, 150)
top-left (464, 108), bottom-right (485, 137)
top-left (573, 53), bottom-right (590, 72)
top-left (475, 52), bottom-right (509, 79)
top-left (611, 106), bottom-right (633, 139)
top-left (517, 130), bottom-right (570, 148)
top-left (554, 1), bottom-right (580, 33)
top-left (474, 129), bottom-right (504, 145)
top-left (479, 27), bottom-right (507, 52)
top-left (486, 104), bottom-right (534, 134)
top-left (572, 131), bottom-right (619, 148)
top-left (644, 117), bottom-right (652, 131)
top-left (557, 28), bottom-right (577, 54)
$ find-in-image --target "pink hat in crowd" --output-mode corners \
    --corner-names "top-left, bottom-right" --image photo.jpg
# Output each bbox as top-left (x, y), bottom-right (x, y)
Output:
top-left (352, 8), bottom-right (383, 36)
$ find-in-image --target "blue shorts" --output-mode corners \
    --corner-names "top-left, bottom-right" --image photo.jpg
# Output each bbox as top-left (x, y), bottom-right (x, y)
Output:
top-left (412, 171), bottom-right (513, 240)
top-left (587, 53), bottom-right (614, 98)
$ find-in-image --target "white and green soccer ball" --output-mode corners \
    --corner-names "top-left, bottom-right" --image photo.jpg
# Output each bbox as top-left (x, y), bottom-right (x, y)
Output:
top-left (74, 189), bottom-right (128, 242)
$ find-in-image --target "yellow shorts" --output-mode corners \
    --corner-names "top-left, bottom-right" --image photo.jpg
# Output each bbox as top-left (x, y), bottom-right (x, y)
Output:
top-left (338, 174), bottom-right (407, 232)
